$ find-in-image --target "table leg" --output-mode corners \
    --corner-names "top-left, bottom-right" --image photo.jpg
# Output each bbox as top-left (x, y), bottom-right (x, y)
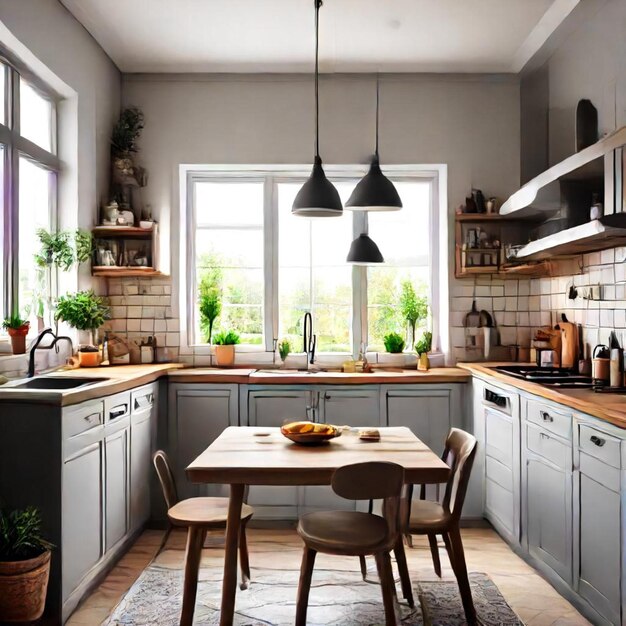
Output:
top-left (219, 483), bottom-right (245, 626)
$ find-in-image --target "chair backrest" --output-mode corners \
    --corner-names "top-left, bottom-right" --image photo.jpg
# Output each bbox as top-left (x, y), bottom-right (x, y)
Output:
top-left (440, 428), bottom-right (477, 520)
top-left (152, 450), bottom-right (179, 510)
top-left (332, 461), bottom-right (405, 546)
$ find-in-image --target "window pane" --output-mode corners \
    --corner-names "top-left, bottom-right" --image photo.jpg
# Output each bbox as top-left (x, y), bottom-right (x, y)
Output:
top-left (20, 79), bottom-right (53, 152)
top-left (19, 157), bottom-right (52, 326)
top-left (0, 64), bottom-right (6, 126)
top-left (367, 181), bottom-right (431, 352)
top-left (194, 181), bottom-right (264, 345)
top-left (278, 181), bottom-right (353, 353)
top-left (0, 145), bottom-right (4, 323)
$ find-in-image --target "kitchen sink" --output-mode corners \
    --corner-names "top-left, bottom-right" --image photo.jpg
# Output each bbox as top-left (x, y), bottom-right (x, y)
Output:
top-left (11, 376), bottom-right (110, 390)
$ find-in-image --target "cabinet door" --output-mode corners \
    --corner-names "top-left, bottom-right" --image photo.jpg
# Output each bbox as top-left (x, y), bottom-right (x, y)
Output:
top-left (105, 427), bottom-right (129, 551)
top-left (130, 411), bottom-right (152, 533)
top-left (247, 389), bottom-right (310, 519)
top-left (526, 453), bottom-right (572, 584)
top-left (171, 385), bottom-right (239, 499)
top-left (578, 470), bottom-right (621, 624)
top-left (62, 441), bottom-right (103, 601)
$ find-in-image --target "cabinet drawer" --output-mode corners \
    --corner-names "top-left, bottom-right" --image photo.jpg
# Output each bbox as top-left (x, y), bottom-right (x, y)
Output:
top-left (63, 400), bottom-right (104, 439)
top-left (527, 400), bottom-right (571, 440)
top-left (131, 384), bottom-right (156, 413)
top-left (485, 456), bottom-right (512, 491)
top-left (104, 392), bottom-right (131, 423)
top-left (579, 424), bottom-right (621, 469)
top-left (526, 424), bottom-right (571, 470)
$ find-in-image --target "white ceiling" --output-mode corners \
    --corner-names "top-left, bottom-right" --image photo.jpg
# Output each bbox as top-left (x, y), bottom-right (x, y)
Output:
top-left (60, 0), bottom-right (579, 74)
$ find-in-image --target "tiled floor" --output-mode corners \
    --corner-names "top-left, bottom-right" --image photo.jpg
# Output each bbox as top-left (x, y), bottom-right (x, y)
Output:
top-left (67, 527), bottom-right (591, 625)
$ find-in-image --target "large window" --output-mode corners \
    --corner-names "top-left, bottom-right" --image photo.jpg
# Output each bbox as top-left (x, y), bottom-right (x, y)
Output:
top-left (0, 61), bottom-right (58, 328)
top-left (183, 167), bottom-right (443, 358)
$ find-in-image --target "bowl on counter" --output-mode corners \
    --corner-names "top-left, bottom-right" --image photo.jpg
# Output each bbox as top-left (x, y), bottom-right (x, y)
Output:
top-left (280, 421), bottom-right (341, 445)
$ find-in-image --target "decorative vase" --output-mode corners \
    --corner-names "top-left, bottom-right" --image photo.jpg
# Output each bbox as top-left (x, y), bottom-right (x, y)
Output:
top-left (378, 352), bottom-right (406, 367)
top-left (418, 353), bottom-right (430, 372)
top-left (214, 345), bottom-right (236, 367)
top-left (7, 326), bottom-right (29, 355)
top-left (0, 550), bottom-right (51, 622)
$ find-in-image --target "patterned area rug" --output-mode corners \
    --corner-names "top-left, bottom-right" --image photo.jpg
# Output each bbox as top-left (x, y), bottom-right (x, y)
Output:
top-left (103, 560), bottom-right (523, 625)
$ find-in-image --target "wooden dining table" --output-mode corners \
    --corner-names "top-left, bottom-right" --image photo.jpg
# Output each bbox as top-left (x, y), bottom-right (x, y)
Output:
top-left (185, 425), bottom-right (451, 626)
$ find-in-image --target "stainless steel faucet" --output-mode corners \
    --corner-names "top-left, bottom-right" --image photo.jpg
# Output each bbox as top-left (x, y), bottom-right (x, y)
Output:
top-left (28, 328), bottom-right (74, 377)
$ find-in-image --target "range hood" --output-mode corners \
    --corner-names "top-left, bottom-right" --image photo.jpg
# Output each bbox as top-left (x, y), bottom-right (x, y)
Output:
top-left (500, 125), bottom-right (626, 261)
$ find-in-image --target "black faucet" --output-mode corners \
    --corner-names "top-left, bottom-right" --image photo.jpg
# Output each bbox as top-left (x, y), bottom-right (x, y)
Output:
top-left (303, 312), bottom-right (316, 367)
top-left (28, 328), bottom-right (74, 377)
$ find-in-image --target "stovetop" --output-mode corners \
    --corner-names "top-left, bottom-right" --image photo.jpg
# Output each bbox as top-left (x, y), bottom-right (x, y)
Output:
top-left (493, 365), bottom-right (595, 388)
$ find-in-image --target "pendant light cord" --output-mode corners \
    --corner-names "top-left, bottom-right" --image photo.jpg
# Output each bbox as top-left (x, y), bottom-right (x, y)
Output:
top-left (375, 74), bottom-right (379, 156)
top-left (314, 0), bottom-right (321, 159)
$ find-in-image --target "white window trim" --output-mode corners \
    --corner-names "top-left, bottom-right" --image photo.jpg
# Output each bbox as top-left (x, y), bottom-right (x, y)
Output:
top-left (178, 164), bottom-right (448, 363)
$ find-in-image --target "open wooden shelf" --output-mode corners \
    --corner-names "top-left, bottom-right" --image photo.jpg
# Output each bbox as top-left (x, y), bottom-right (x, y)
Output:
top-left (92, 226), bottom-right (154, 237)
top-left (455, 213), bottom-right (540, 223)
top-left (92, 267), bottom-right (163, 277)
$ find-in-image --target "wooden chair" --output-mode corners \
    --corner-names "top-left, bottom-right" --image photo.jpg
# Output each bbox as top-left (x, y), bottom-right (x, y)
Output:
top-left (399, 428), bottom-right (478, 625)
top-left (152, 451), bottom-right (254, 623)
top-left (295, 461), bottom-right (405, 626)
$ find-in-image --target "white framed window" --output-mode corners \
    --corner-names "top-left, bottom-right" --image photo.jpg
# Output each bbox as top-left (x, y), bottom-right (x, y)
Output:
top-left (0, 58), bottom-right (58, 328)
top-left (179, 165), bottom-right (448, 361)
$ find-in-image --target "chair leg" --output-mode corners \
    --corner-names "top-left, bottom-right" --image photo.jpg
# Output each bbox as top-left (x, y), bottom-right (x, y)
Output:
top-left (155, 523), bottom-right (173, 558)
top-left (448, 526), bottom-right (477, 626)
top-left (427, 534), bottom-right (442, 578)
top-left (393, 537), bottom-right (415, 608)
top-left (295, 547), bottom-right (317, 626)
top-left (404, 532), bottom-right (413, 549)
top-left (359, 555), bottom-right (368, 581)
top-left (238, 518), bottom-right (251, 590)
top-left (180, 526), bottom-right (207, 626)
top-left (442, 531), bottom-right (455, 570)
top-left (375, 552), bottom-right (398, 626)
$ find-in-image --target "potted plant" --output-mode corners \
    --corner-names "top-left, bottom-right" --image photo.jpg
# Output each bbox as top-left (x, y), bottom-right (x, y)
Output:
top-left (55, 290), bottom-right (109, 367)
top-left (415, 330), bottom-right (433, 372)
top-left (213, 330), bottom-right (240, 367)
top-left (399, 281), bottom-right (428, 349)
top-left (0, 507), bottom-right (52, 623)
top-left (2, 315), bottom-right (30, 355)
top-left (381, 332), bottom-right (406, 367)
top-left (278, 339), bottom-right (291, 367)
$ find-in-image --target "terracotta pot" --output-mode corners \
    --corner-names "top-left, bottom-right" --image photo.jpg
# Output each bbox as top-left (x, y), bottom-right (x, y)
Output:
top-left (78, 350), bottom-right (101, 368)
top-left (7, 326), bottom-right (29, 355)
top-left (214, 344), bottom-right (236, 367)
top-left (0, 550), bottom-right (51, 622)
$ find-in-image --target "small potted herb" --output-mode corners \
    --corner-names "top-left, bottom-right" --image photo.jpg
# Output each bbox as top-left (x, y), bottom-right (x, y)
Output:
top-left (381, 332), bottom-right (406, 367)
top-left (415, 331), bottom-right (433, 372)
top-left (212, 330), bottom-right (240, 367)
top-left (278, 339), bottom-right (291, 367)
top-left (2, 315), bottom-right (30, 355)
top-left (55, 290), bottom-right (109, 367)
top-left (0, 507), bottom-right (52, 622)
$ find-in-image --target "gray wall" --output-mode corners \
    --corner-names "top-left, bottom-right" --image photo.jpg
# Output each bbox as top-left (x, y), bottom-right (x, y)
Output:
top-left (122, 72), bottom-right (521, 354)
top-left (0, 0), bottom-right (120, 290)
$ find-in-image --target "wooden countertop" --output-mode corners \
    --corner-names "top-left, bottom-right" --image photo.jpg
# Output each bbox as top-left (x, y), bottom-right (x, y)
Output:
top-left (459, 362), bottom-right (626, 429)
top-left (0, 363), bottom-right (183, 407)
top-left (169, 367), bottom-right (470, 385)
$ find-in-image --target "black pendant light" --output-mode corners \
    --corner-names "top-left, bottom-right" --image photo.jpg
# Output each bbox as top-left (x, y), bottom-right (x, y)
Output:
top-left (346, 78), bottom-right (402, 211)
top-left (346, 233), bottom-right (384, 265)
top-left (292, 0), bottom-right (342, 217)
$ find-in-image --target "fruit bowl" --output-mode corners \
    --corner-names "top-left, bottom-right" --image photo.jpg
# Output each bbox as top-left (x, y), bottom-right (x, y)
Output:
top-left (280, 421), bottom-right (341, 445)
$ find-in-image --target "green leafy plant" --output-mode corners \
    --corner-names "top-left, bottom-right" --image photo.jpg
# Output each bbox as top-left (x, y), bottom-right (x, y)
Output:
top-left (383, 332), bottom-right (405, 354)
top-left (55, 291), bottom-right (109, 336)
top-left (399, 281), bottom-right (428, 348)
top-left (0, 507), bottom-right (52, 561)
top-left (213, 330), bottom-right (241, 346)
top-left (2, 315), bottom-right (29, 331)
top-left (415, 331), bottom-right (433, 355)
top-left (35, 229), bottom-right (92, 271)
top-left (111, 107), bottom-right (144, 155)
top-left (278, 339), bottom-right (291, 361)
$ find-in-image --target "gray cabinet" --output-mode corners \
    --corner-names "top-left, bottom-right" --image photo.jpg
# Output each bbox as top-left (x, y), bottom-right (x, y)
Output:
top-left (523, 416), bottom-right (572, 585)
top-left (130, 384), bottom-right (157, 533)
top-left (104, 426), bottom-right (129, 551)
top-left (575, 421), bottom-right (623, 625)
top-left (62, 438), bottom-right (103, 602)
top-left (169, 383), bottom-right (239, 499)
top-left (321, 387), bottom-right (380, 426)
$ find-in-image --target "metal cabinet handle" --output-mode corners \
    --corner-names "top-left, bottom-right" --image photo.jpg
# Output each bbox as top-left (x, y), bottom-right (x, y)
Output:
top-left (590, 435), bottom-right (606, 447)
top-left (485, 389), bottom-right (507, 408)
top-left (540, 432), bottom-right (550, 440)
top-left (540, 411), bottom-right (553, 423)
top-left (109, 404), bottom-right (128, 420)
top-left (83, 412), bottom-right (100, 423)
top-left (134, 393), bottom-right (154, 410)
